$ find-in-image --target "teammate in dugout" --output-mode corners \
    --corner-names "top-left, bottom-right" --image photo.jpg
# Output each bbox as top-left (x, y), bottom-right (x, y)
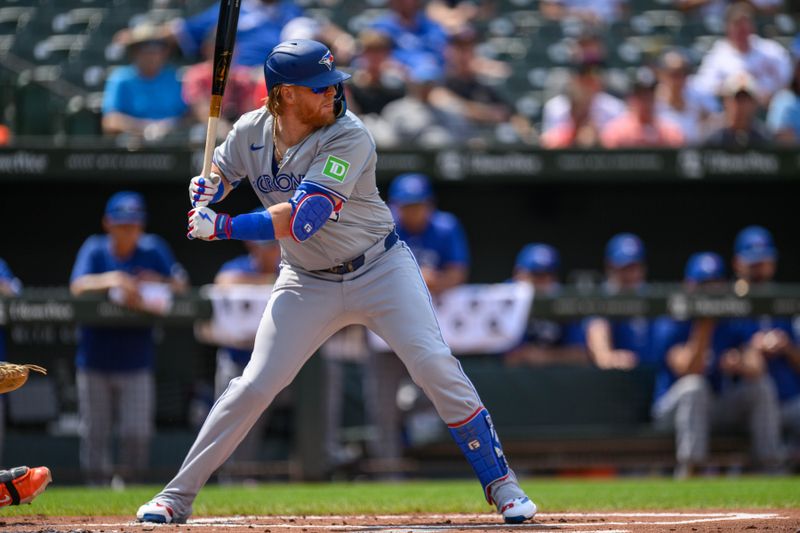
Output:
top-left (71, 192), bottom-right (189, 485)
top-left (137, 39), bottom-right (536, 524)
top-left (650, 252), bottom-right (783, 478)
top-left (725, 226), bottom-right (800, 458)
top-left (585, 233), bottom-right (653, 369)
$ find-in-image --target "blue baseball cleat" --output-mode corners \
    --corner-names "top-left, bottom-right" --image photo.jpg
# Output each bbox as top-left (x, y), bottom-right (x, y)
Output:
top-left (500, 496), bottom-right (537, 524)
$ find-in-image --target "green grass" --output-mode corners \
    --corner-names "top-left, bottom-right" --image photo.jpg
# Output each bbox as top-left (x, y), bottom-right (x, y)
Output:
top-left (4, 477), bottom-right (799, 517)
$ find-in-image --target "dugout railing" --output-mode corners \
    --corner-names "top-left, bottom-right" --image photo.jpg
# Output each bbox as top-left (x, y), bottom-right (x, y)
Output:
top-left (2, 284), bottom-right (799, 481)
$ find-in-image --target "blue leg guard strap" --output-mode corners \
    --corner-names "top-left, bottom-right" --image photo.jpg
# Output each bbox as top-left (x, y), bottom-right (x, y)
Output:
top-left (448, 407), bottom-right (509, 504)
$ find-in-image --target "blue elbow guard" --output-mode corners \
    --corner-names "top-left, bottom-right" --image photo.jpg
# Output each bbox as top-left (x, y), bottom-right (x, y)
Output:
top-left (448, 407), bottom-right (510, 504)
top-left (289, 192), bottom-right (334, 242)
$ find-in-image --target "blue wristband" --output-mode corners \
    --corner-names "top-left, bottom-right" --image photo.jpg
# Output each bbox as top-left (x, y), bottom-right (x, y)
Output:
top-left (230, 210), bottom-right (276, 241)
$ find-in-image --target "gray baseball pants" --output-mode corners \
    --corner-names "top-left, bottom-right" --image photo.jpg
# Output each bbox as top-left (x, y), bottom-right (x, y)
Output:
top-left (156, 241), bottom-right (494, 518)
top-left (77, 368), bottom-right (154, 484)
top-left (652, 373), bottom-right (784, 469)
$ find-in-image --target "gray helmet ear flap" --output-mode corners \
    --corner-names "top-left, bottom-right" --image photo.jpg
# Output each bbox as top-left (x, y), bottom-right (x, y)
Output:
top-left (333, 82), bottom-right (347, 118)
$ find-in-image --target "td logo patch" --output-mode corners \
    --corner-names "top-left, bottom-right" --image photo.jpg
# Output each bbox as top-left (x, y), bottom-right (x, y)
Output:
top-left (322, 155), bottom-right (350, 182)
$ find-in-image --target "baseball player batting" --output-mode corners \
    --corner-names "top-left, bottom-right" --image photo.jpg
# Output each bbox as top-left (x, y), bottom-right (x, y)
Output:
top-left (136, 39), bottom-right (536, 525)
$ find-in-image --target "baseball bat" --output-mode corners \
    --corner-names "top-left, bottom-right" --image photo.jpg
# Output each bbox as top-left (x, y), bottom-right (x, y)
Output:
top-left (200, 0), bottom-right (241, 186)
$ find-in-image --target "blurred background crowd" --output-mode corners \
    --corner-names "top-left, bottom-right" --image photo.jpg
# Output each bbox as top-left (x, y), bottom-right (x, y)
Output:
top-left (1, 0), bottom-right (800, 149)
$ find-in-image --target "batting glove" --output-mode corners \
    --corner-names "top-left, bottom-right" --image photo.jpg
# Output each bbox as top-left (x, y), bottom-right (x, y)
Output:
top-left (187, 207), bottom-right (231, 241)
top-left (189, 173), bottom-right (225, 207)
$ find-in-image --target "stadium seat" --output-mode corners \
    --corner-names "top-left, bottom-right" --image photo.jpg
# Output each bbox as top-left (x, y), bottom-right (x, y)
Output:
top-left (33, 34), bottom-right (89, 64)
top-left (0, 6), bottom-right (36, 33)
top-left (50, 7), bottom-right (107, 34)
top-left (65, 94), bottom-right (101, 136)
top-left (14, 70), bottom-right (64, 136)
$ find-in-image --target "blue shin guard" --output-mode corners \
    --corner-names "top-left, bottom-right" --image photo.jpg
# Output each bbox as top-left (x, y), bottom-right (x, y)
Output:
top-left (448, 407), bottom-right (510, 504)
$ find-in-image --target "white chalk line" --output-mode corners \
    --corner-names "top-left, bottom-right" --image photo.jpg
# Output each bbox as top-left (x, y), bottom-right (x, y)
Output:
top-left (47, 511), bottom-right (785, 531)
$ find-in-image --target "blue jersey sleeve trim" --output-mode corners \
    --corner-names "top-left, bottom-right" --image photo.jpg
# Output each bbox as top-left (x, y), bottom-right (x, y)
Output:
top-left (302, 180), bottom-right (348, 203)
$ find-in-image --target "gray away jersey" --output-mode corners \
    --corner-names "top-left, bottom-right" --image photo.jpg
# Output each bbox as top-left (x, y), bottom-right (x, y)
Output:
top-left (213, 108), bottom-right (395, 271)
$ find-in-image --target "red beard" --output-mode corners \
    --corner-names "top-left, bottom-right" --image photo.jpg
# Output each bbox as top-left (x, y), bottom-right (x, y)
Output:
top-left (297, 97), bottom-right (336, 128)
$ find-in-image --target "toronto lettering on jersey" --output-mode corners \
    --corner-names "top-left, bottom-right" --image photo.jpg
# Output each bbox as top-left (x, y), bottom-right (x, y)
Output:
top-left (255, 172), bottom-right (304, 194)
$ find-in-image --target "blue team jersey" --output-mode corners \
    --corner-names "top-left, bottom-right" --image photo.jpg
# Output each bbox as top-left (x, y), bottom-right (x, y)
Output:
top-left (102, 65), bottom-right (187, 120)
top-left (585, 316), bottom-right (653, 365)
top-left (217, 254), bottom-right (259, 365)
top-left (522, 318), bottom-right (585, 348)
top-left (395, 210), bottom-right (469, 270)
top-left (724, 317), bottom-right (800, 403)
top-left (650, 318), bottom-right (737, 403)
top-left (70, 234), bottom-right (183, 372)
top-left (370, 12), bottom-right (448, 73)
top-left (179, 0), bottom-right (302, 66)
top-left (0, 258), bottom-right (22, 362)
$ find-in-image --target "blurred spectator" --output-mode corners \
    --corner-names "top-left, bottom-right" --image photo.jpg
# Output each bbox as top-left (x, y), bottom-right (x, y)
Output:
top-left (70, 192), bottom-right (188, 485)
top-left (570, 27), bottom-right (607, 65)
top-left (429, 26), bottom-right (533, 144)
top-left (182, 31), bottom-right (260, 143)
top-left (655, 49), bottom-right (720, 145)
top-left (347, 30), bottom-right (406, 116)
top-left (540, 0), bottom-right (628, 25)
top-left (279, 16), bottom-right (357, 66)
top-left (374, 62), bottom-right (473, 147)
top-left (767, 58), bottom-right (800, 144)
top-left (600, 67), bottom-right (685, 148)
top-left (651, 252), bottom-right (784, 478)
top-left (102, 24), bottom-right (187, 142)
top-left (728, 226), bottom-right (800, 458)
top-left (370, 0), bottom-right (449, 76)
top-left (0, 258), bottom-right (22, 462)
top-left (426, 0), bottom-right (498, 33)
top-left (504, 244), bottom-right (587, 367)
top-left (586, 233), bottom-right (651, 370)
top-left (674, 0), bottom-right (783, 20)
top-left (124, 0), bottom-right (303, 68)
top-left (540, 84), bottom-right (600, 148)
top-left (364, 173), bottom-right (469, 471)
top-left (541, 61), bottom-right (625, 139)
top-left (704, 71), bottom-right (770, 148)
top-left (694, 2), bottom-right (792, 106)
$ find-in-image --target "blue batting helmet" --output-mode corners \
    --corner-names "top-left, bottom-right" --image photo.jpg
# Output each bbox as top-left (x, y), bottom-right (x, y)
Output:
top-left (264, 39), bottom-right (350, 117)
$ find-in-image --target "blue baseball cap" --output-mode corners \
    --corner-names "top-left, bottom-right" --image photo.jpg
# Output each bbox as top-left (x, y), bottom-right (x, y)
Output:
top-left (515, 243), bottom-right (560, 274)
top-left (605, 233), bottom-right (645, 267)
top-left (105, 191), bottom-right (146, 225)
top-left (685, 252), bottom-right (725, 283)
top-left (388, 173), bottom-right (434, 205)
top-left (734, 225), bottom-right (777, 264)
